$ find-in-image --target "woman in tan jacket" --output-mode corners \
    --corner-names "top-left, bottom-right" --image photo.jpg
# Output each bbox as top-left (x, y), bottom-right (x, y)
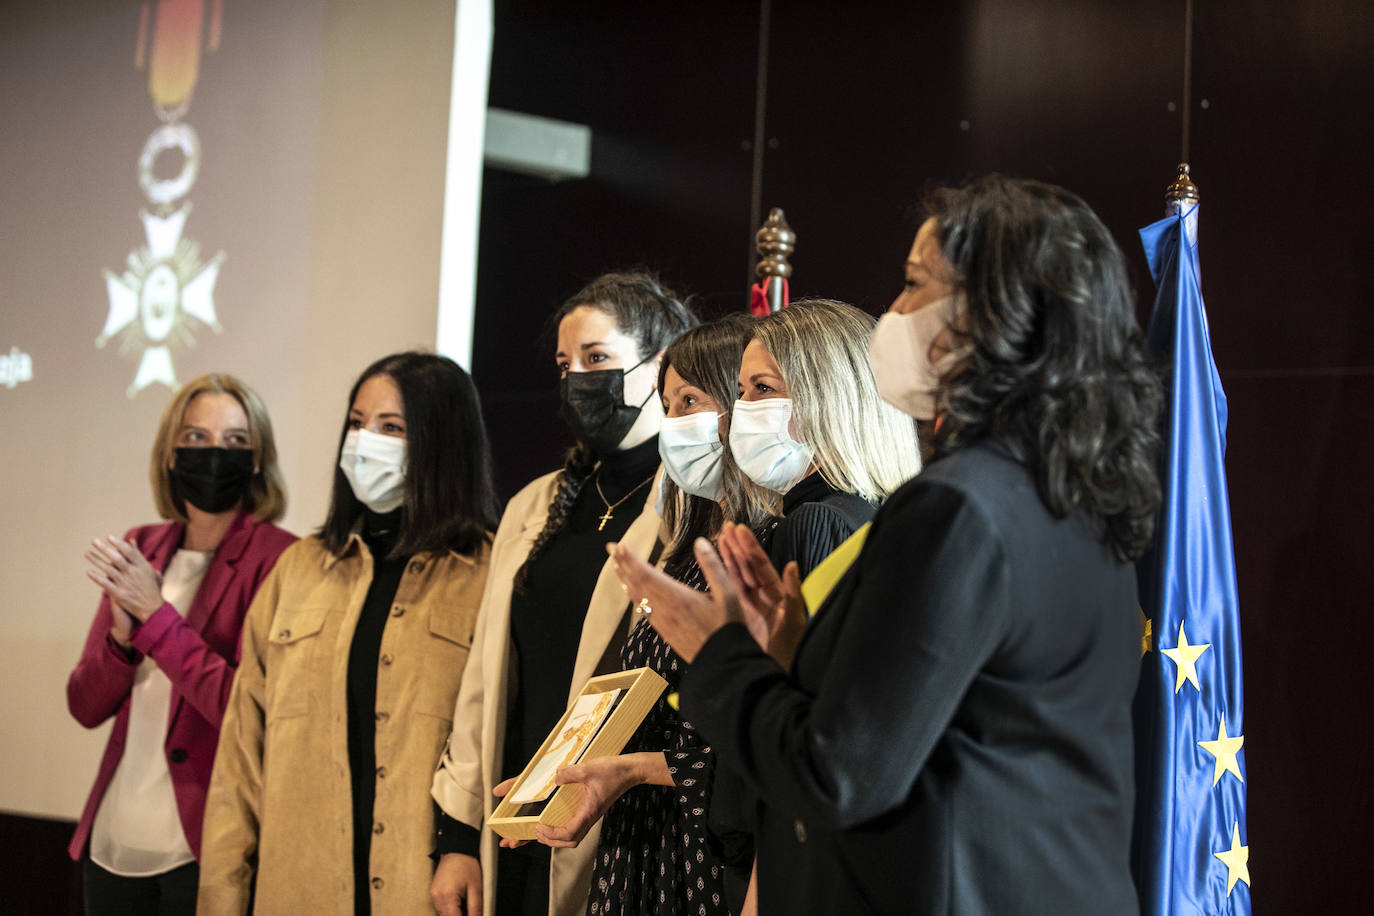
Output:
top-left (430, 272), bottom-right (696, 916)
top-left (198, 352), bottom-right (499, 915)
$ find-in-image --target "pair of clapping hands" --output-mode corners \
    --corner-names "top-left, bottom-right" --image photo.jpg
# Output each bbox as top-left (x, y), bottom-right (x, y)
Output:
top-left (493, 524), bottom-right (808, 855)
top-left (85, 536), bottom-right (164, 647)
top-left (612, 521), bottom-right (808, 670)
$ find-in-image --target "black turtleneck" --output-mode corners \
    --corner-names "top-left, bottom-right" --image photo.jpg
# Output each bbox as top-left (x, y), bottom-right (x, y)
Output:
top-left (347, 507), bottom-right (408, 916)
top-left (432, 436), bottom-right (660, 870)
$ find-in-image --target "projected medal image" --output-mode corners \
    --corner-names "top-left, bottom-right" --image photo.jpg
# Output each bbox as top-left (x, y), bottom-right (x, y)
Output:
top-left (98, 0), bottom-right (226, 398)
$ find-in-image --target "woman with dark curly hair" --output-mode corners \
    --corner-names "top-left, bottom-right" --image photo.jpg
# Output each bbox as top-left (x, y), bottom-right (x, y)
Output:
top-left (611, 175), bottom-right (1162, 914)
top-left (528, 315), bottom-right (775, 916)
top-left (430, 272), bottom-right (696, 916)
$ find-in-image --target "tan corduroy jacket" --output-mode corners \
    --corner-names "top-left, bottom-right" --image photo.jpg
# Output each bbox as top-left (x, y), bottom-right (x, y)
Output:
top-left (198, 533), bottom-right (490, 916)
top-left (431, 468), bottom-right (663, 916)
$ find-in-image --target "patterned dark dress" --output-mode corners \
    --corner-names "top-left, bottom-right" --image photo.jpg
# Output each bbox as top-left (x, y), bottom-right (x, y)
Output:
top-left (588, 524), bottom-right (776, 916)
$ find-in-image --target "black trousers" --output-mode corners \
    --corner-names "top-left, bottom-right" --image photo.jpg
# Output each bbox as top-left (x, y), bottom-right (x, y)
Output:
top-left (496, 843), bottom-right (550, 916)
top-left (83, 858), bottom-right (198, 916)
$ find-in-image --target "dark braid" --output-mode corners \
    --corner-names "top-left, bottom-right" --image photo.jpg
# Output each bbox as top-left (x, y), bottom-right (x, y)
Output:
top-left (514, 441), bottom-right (597, 591)
top-left (513, 270), bottom-right (698, 592)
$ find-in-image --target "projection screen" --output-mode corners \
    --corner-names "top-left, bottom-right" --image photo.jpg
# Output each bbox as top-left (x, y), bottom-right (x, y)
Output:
top-left (0, 0), bottom-right (490, 819)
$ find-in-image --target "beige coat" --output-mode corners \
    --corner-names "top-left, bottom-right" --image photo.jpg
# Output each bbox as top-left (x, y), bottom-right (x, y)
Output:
top-left (431, 469), bottom-right (663, 916)
top-left (199, 534), bottom-right (490, 916)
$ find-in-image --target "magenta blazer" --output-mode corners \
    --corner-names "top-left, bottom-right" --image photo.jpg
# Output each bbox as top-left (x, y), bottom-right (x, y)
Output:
top-left (66, 510), bottom-right (296, 861)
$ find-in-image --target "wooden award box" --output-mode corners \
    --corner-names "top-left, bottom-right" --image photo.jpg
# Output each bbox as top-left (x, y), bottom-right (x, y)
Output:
top-left (487, 666), bottom-right (667, 841)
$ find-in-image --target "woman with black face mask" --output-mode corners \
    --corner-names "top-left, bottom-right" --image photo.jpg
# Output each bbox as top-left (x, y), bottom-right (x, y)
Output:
top-left (67, 374), bottom-right (296, 916)
top-left (431, 272), bottom-right (697, 916)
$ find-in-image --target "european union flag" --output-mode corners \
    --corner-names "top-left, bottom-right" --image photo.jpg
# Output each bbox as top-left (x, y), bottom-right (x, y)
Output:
top-left (1132, 203), bottom-right (1250, 914)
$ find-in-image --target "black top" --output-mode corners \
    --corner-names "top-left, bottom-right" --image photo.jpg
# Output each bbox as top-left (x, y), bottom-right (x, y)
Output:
top-left (504, 435), bottom-right (660, 781)
top-left (710, 472), bottom-right (877, 909)
top-left (682, 443), bottom-right (1140, 915)
top-left (433, 436), bottom-right (661, 863)
top-left (346, 508), bottom-right (408, 916)
top-left (768, 472), bottom-right (877, 579)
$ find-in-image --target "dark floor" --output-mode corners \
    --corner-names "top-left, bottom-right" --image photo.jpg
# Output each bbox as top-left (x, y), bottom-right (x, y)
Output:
top-left (0, 813), bottom-right (83, 915)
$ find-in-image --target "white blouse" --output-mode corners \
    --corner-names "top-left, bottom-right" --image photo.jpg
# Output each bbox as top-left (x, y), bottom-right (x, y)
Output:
top-left (90, 548), bottom-right (211, 876)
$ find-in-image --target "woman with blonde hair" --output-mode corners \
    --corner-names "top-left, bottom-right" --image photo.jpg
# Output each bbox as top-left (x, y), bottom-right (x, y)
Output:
top-left (733, 297), bottom-right (920, 596)
top-left (68, 374), bottom-right (295, 915)
top-left (701, 298), bottom-right (923, 909)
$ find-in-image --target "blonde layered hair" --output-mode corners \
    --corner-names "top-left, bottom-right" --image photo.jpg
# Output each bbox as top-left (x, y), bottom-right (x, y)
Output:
top-left (753, 299), bottom-right (921, 501)
top-left (149, 374), bottom-right (287, 523)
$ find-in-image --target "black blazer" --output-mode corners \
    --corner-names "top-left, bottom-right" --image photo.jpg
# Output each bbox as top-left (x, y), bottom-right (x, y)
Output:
top-left (681, 443), bottom-right (1140, 915)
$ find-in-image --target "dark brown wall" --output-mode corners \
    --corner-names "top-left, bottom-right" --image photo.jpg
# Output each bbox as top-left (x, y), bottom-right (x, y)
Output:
top-left (473, 3), bottom-right (760, 495)
top-left (473, 1), bottom-right (1374, 911)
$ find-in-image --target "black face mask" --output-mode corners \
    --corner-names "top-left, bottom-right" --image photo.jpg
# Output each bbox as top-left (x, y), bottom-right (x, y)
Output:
top-left (170, 447), bottom-right (255, 514)
top-left (557, 362), bottom-right (654, 456)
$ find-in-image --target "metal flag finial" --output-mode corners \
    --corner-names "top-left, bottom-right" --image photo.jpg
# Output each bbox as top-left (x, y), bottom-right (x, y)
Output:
top-left (754, 208), bottom-right (796, 313)
top-left (1165, 162), bottom-right (1200, 215)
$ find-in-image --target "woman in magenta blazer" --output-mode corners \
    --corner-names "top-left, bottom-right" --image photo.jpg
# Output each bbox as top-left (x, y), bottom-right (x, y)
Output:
top-left (67, 373), bottom-right (296, 915)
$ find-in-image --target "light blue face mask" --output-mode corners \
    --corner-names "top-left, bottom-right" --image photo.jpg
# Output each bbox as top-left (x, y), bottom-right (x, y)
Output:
top-left (728, 397), bottom-right (814, 494)
top-left (658, 411), bottom-right (725, 501)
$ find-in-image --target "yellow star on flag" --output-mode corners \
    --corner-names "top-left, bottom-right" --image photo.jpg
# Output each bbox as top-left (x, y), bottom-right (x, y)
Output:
top-left (1198, 721), bottom-right (1245, 786)
top-left (1161, 621), bottom-right (1210, 693)
top-left (1140, 606), bottom-right (1153, 656)
top-left (1213, 822), bottom-right (1250, 895)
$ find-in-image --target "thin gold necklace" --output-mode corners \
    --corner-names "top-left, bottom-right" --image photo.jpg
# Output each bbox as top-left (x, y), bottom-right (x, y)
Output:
top-left (593, 470), bottom-right (656, 531)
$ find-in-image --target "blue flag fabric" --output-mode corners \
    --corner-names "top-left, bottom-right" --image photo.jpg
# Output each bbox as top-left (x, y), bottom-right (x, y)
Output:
top-left (1132, 205), bottom-right (1250, 914)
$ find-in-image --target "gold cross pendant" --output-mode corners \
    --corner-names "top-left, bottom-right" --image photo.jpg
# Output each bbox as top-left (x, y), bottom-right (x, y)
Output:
top-left (598, 509), bottom-right (614, 531)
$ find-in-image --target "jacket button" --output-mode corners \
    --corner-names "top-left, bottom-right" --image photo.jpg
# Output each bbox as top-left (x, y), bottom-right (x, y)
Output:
top-left (391, 605), bottom-right (405, 618)
top-left (371, 876), bottom-right (384, 890)
top-left (373, 821), bottom-right (385, 835)
top-left (793, 818), bottom-right (807, 843)
top-left (169, 748), bottom-right (188, 764)
top-left (278, 629), bottom-right (290, 639)
top-left (375, 711), bottom-right (389, 723)
top-left (408, 560), bottom-right (424, 575)
top-left (380, 653), bottom-right (393, 666)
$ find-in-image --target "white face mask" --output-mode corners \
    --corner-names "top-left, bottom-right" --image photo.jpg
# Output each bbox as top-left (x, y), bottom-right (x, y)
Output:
top-left (339, 429), bottom-right (407, 513)
top-left (658, 412), bottom-right (725, 501)
top-left (868, 295), bottom-right (967, 421)
top-left (728, 397), bottom-right (814, 494)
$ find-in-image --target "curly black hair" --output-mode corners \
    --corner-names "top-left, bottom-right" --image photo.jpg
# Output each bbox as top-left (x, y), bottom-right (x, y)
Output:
top-left (925, 175), bottom-right (1162, 562)
top-left (514, 271), bottom-right (697, 590)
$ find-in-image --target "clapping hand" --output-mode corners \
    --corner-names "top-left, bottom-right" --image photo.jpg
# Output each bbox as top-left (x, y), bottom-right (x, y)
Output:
top-left (608, 525), bottom-right (806, 667)
top-left (85, 536), bottom-right (163, 624)
top-left (608, 538), bottom-right (738, 663)
top-left (715, 523), bottom-right (807, 670)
